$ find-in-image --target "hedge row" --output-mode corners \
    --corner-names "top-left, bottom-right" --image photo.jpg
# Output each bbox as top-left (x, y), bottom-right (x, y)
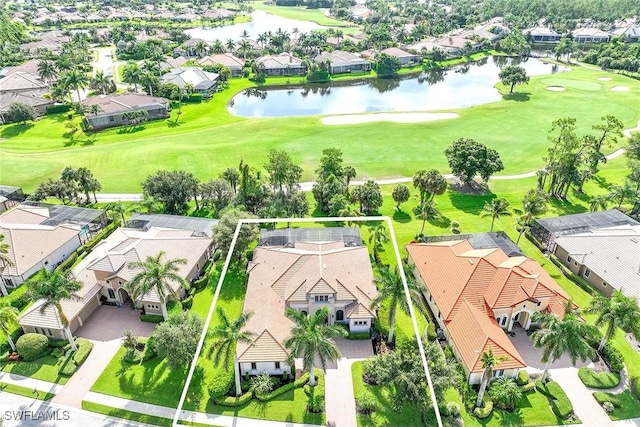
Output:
top-left (602, 344), bottom-right (624, 373)
top-left (516, 370), bottom-right (530, 386)
top-left (520, 382), bottom-right (536, 393)
top-left (254, 373), bottom-right (310, 402)
top-left (140, 314), bottom-right (164, 323)
top-left (348, 332), bottom-right (370, 340)
top-left (578, 367), bottom-right (621, 389)
top-left (48, 339), bottom-right (68, 348)
top-left (182, 296), bottom-right (193, 310)
top-left (73, 338), bottom-right (93, 366)
top-left (58, 351), bottom-right (77, 377)
top-left (82, 222), bottom-right (119, 252)
top-left (215, 391), bottom-right (253, 407)
top-left (473, 398), bottom-right (493, 419)
top-left (46, 104), bottom-right (71, 114)
top-left (548, 254), bottom-right (596, 296)
top-left (54, 252), bottom-right (80, 273)
top-left (535, 379), bottom-right (573, 419)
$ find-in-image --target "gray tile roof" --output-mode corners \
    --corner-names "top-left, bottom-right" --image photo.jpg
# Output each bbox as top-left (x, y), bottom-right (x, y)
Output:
top-left (81, 93), bottom-right (169, 116)
top-left (160, 67), bottom-right (219, 90)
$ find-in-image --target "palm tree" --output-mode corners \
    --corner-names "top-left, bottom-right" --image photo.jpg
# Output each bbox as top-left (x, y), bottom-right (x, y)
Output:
top-left (0, 234), bottom-right (15, 297)
top-left (225, 38), bottom-right (236, 52)
top-left (370, 264), bottom-right (426, 345)
top-left (530, 306), bottom-right (599, 383)
top-left (211, 40), bottom-right (225, 54)
top-left (481, 198), bottom-right (512, 232)
top-left (208, 308), bottom-right (255, 396)
top-left (284, 307), bottom-right (347, 386)
top-left (26, 270), bottom-right (82, 351)
top-left (140, 71), bottom-right (158, 97)
top-left (123, 61), bottom-right (141, 92)
top-left (37, 59), bottom-right (57, 84)
top-left (608, 183), bottom-right (637, 209)
top-left (589, 195), bottom-right (609, 212)
top-left (489, 377), bottom-right (523, 410)
top-left (90, 70), bottom-right (111, 95)
top-left (476, 349), bottom-right (507, 407)
top-left (170, 86), bottom-right (187, 123)
top-left (0, 303), bottom-right (19, 352)
top-left (194, 39), bottom-right (208, 57)
top-left (368, 223), bottom-right (389, 264)
top-left (412, 169), bottom-right (446, 205)
top-left (414, 199), bottom-right (441, 236)
top-left (106, 202), bottom-right (127, 224)
top-left (126, 251), bottom-right (188, 320)
top-left (515, 189), bottom-right (548, 244)
top-left (587, 290), bottom-right (640, 352)
top-left (62, 68), bottom-right (89, 105)
top-left (344, 166), bottom-right (357, 189)
top-left (86, 104), bottom-right (102, 117)
top-left (238, 39), bottom-right (251, 61)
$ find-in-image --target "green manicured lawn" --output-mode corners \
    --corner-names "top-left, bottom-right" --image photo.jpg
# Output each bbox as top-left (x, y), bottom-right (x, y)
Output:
top-left (593, 390), bottom-right (640, 420)
top-left (0, 381), bottom-right (56, 400)
top-left (249, 1), bottom-right (355, 27)
top-left (90, 347), bottom-right (187, 408)
top-left (81, 401), bottom-right (172, 426)
top-left (0, 354), bottom-right (69, 385)
top-left (2, 66), bottom-right (638, 193)
top-left (578, 367), bottom-right (621, 389)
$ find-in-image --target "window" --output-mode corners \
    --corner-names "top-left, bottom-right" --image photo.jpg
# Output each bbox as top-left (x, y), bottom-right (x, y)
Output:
top-left (47, 329), bottom-right (53, 336)
top-left (34, 327), bottom-right (40, 334)
top-left (109, 116), bottom-right (115, 122)
top-left (494, 369), bottom-right (505, 378)
top-left (336, 310), bottom-right (344, 321)
top-left (118, 281), bottom-right (122, 285)
top-left (566, 255), bottom-right (572, 263)
top-left (44, 261), bottom-right (49, 265)
top-left (275, 362), bottom-right (280, 369)
top-left (251, 362), bottom-right (257, 370)
top-left (314, 295), bottom-right (328, 303)
top-left (603, 281), bottom-right (608, 288)
top-left (584, 268), bottom-right (591, 278)
top-left (301, 310), bottom-right (308, 316)
top-left (108, 289), bottom-right (116, 299)
top-left (499, 316), bottom-right (507, 327)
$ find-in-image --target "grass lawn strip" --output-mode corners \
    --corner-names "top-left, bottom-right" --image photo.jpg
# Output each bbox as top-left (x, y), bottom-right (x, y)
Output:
top-left (578, 367), bottom-right (621, 389)
top-left (81, 401), bottom-right (172, 427)
top-left (0, 354), bottom-right (69, 385)
top-left (0, 381), bottom-right (55, 400)
top-left (1, 66), bottom-right (638, 192)
top-left (593, 390), bottom-right (640, 420)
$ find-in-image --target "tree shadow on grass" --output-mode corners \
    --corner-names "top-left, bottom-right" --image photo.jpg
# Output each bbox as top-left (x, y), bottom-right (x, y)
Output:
top-left (448, 189), bottom-right (496, 215)
top-left (591, 175), bottom-right (611, 190)
top-left (0, 123), bottom-right (34, 139)
top-left (502, 92), bottom-right (532, 102)
top-left (116, 125), bottom-right (146, 134)
top-left (393, 211), bottom-right (412, 224)
top-left (549, 197), bottom-right (588, 215)
top-left (167, 121), bottom-right (182, 128)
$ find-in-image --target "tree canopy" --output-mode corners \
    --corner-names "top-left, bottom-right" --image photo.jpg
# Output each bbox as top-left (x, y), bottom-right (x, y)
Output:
top-left (142, 170), bottom-right (200, 215)
top-left (152, 311), bottom-right (203, 370)
top-left (444, 138), bottom-right (504, 185)
top-left (498, 65), bottom-right (529, 94)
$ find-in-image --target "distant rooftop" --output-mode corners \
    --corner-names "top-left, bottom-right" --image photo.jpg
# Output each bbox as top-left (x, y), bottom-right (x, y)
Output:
top-left (18, 201), bottom-right (106, 228)
top-left (420, 231), bottom-right (523, 257)
top-left (0, 185), bottom-right (25, 201)
top-left (126, 213), bottom-right (218, 238)
top-left (259, 227), bottom-right (363, 247)
top-left (535, 210), bottom-right (638, 236)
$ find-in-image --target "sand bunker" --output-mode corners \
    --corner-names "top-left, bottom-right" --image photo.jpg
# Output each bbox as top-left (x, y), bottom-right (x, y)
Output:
top-left (321, 112), bottom-right (460, 125)
top-left (598, 77), bottom-right (612, 81)
top-left (546, 86), bottom-right (566, 92)
top-left (611, 86), bottom-right (630, 92)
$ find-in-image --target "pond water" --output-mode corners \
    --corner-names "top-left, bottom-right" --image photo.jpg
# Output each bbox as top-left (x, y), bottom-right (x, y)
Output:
top-left (184, 10), bottom-right (329, 42)
top-left (228, 57), bottom-right (568, 118)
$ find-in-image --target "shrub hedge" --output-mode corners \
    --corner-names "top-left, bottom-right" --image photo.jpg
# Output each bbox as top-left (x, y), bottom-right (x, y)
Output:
top-left (535, 379), bottom-right (573, 419)
top-left (548, 254), bottom-right (596, 296)
top-left (254, 372), bottom-right (310, 402)
top-left (5, 284), bottom-right (30, 311)
top-left (578, 367), bottom-right (621, 389)
top-left (208, 371), bottom-right (234, 400)
top-left (516, 370), bottom-right (530, 386)
top-left (631, 376), bottom-right (640, 401)
top-left (73, 338), bottom-right (93, 366)
top-left (82, 222), bottom-right (119, 252)
top-left (54, 252), bottom-right (82, 273)
top-left (473, 398), bottom-right (493, 419)
top-left (602, 344), bottom-right (624, 373)
top-left (140, 314), bottom-right (164, 323)
top-left (215, 391), bottom-right (253, 407)
top-left (58, 351), bottom-right (77, 376)
top-left (182, 296), bottom-right (193, 310)
top-left (48, 339), bottom-right (68, 348)
top-left (16, 333), bottom-right (50, 362)
top-left (520, 382), bottom-right (536, 393)
top-left (348, 331), bottom-right (371, 340)
top-left (46, 104), bottom-right (71, 114)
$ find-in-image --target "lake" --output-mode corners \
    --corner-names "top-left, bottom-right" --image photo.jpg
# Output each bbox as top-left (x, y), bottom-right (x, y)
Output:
top-left (228, 57), bottom-right (568, 118)
top-left (184, 10), bottom-right (329, 42)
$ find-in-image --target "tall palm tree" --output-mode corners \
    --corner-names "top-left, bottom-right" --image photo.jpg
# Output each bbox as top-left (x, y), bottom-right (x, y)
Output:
top-left (194, 39), bottom-right (208, 58)
top-left (0, 303), bottom-right (19, 352)
top-left (90, 70), bottom-right (111, 95)
top-left (368, 223), bottom-right (389, 264)
top-left (37, 59), bottom-right (57, 84)
top-left (126, 251), bottom-right (187, 320)
top-left (515, 189), bottom-right (548, 244)
top-left (106, 202), bottom-right (127, 224)
top-left (170, 86), bottom-right (187, 123)
top-left (225, 38), bottom-right (236, 52)
top-left (608, 183), bottom-right (637, 209)
top-left (0, 234), bottom-right (15, 297)
top-left (370, 264), bottom-right (426, 345)
top-left (87, 104), bottom-right (102, 117)
top-left (140, 71), bottom-right (158, 97)
top-left (414, 199), bottom-right (441, 236)
top-left (412, 169), bottom-right (447, 205)
top-left (476, 349), bottom-right (507, 407)
top-left (123, 61), bottom-right (141, 92)
top-left (208, 308), bottom-right (255, 396)
top-left (481, 198), bottom-right (512, 232)
top-left (238, 39), bottom-right (251, 61)
top-left (284, 307), bottom-right (347, 386)
top-left (589, 195), bottom-right (609, 212)
top-left (587, 290), bottom-right (640, 352)
top-left (62, 68), bottom-right (89, 105)
top-left (211, 39), bottom-right (225, 54)
top-left (26, 270), bottom-right (82, 351)
top-left (530, 305), bottom-right (599, 383)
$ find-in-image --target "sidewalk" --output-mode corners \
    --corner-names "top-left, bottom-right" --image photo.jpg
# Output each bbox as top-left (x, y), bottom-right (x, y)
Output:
top-left (51, 339), bottom-right (121, 408)
top-left (0, 371), bottom-right (64, 395)
top-left (325, 358), bottom-right (359, 427)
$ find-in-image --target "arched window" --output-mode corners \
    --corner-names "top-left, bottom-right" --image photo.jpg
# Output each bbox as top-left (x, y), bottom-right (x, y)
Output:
top-left (336, 310), bottom-right (344, 321)
top-left (301, 310), bottom-right (308, 316)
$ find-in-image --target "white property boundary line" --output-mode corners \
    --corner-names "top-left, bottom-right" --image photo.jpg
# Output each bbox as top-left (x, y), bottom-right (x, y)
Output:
top-left (172, 216), bottom-right (444, 427)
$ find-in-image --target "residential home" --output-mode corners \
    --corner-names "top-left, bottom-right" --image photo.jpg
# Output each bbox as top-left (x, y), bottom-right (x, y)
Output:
top-left (0, 89), bottom-right (53, 123)
top-left (203, 9), bottom-right (235, 21)
top-left (160, 67), bottom-right (219, 94)
top-left (572, 28), bottom-right (611, 43)
top-left (82, 93), bottom-right (170, 130)
top-left (380, 47), bottom-right (419, 66)
top-left (0, 186), bottom-right (26, 214)
top-left (20, 30), bottom-right (70, 53)
top-left (406, 236), bottom-right (574, 384)
top-left (176, 38), bottom-right (210, 57)
top-left (255, 53), bottom-right (306, 76)
top-left (0, 71), bottom-right (47, 94)
top-left (159, 56), bottom-right (188, 70)
top-left (199, 53), bottom-right (245, 77)
top-left (0, 203), bottom-right (107, 294)
top-left (325, 34), bottom-right (361, 48)
top-left (313, 51), bottom-right (371, 74)
top-left (613, 24), bottom-right (640, 43)
top-left (523, 27), bottom-right (562, 42)
top-left (19, 224), bottom-right (214, 338)
top-left (430, 36), bottom-right (478, 57)
top-left (238, 228), bottom-right (377, 376)
top-left (174, 12), bottom-right (200, 23)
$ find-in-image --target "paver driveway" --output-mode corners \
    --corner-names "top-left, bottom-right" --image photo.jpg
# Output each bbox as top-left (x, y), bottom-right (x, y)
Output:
top-left (509, 326), bottom-right (590, 370)
top-left (74, 305), bottom-right (156, 341)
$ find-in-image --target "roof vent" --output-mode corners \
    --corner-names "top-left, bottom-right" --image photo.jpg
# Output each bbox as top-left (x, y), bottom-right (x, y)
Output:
top-left (631, 238), bottom-right (638, 243)
top-left (468, 259), bottom-right (473, 265)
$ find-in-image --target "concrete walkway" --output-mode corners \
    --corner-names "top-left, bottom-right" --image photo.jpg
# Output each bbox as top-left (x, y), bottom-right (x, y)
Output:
top-left (325, 358), bottom-right (359, 427)
top-left (550, 367), bottom-right (614, 427)
top-left (84, 391), bottom-right (323, 427)
top-left (51, 339), bottom-right (121, 408)
top-left (0, 371), bottom-right (64, 395)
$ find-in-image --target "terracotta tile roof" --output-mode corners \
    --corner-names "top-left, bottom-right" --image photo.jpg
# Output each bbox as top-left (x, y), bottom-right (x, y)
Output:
top-left (448, 300), bottom-right (526, 373)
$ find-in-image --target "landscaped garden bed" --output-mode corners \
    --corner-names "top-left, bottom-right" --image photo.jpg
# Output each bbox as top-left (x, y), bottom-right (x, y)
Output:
top-left (578, 366), bottom-right (621, 389)
top-left (594, 390), bottom-right (640, 420)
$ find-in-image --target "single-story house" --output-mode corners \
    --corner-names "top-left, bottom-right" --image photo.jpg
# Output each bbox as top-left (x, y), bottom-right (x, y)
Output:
top-left (314, 51), bottom-right (371, 74)
top-left (178, 38), bottom-right (210, 57)
top-left (0, 186), bottom-right (26, 214)
top-left (238, 228), bottom-right (377, 376)
top-left (254, 53), bottom-right (306, 76)
top-left (19, 224), bottom-right (214, 338)
top-left (407, 237), bottom-right (574, 384)
top-left (325, 34), bottom-right (362, 48)
top-left (199, 53), bottom-right (245, 77)
top-left (20, 30), bottom-right (70, 53)
top-left (523, 27), bottom-right (561, 42)
top-left (0, 89), bottom-right (53, 124)
top-left (613, 24), bottom-right (640, 43)
top-left (82, 93), bottom-right (170, 130)
top-left (0, 71), bottom-right (48, 94)
top-left (160, 67), bottom-right (219, 95)
top-left (553, 224), bottom-right (640, 299)
top-left (572, 28), bottom-right (611, 43)
top-left (380, 47), bottom-right (419, 66)
top-left (159, 56), bottom-right (188, 71)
